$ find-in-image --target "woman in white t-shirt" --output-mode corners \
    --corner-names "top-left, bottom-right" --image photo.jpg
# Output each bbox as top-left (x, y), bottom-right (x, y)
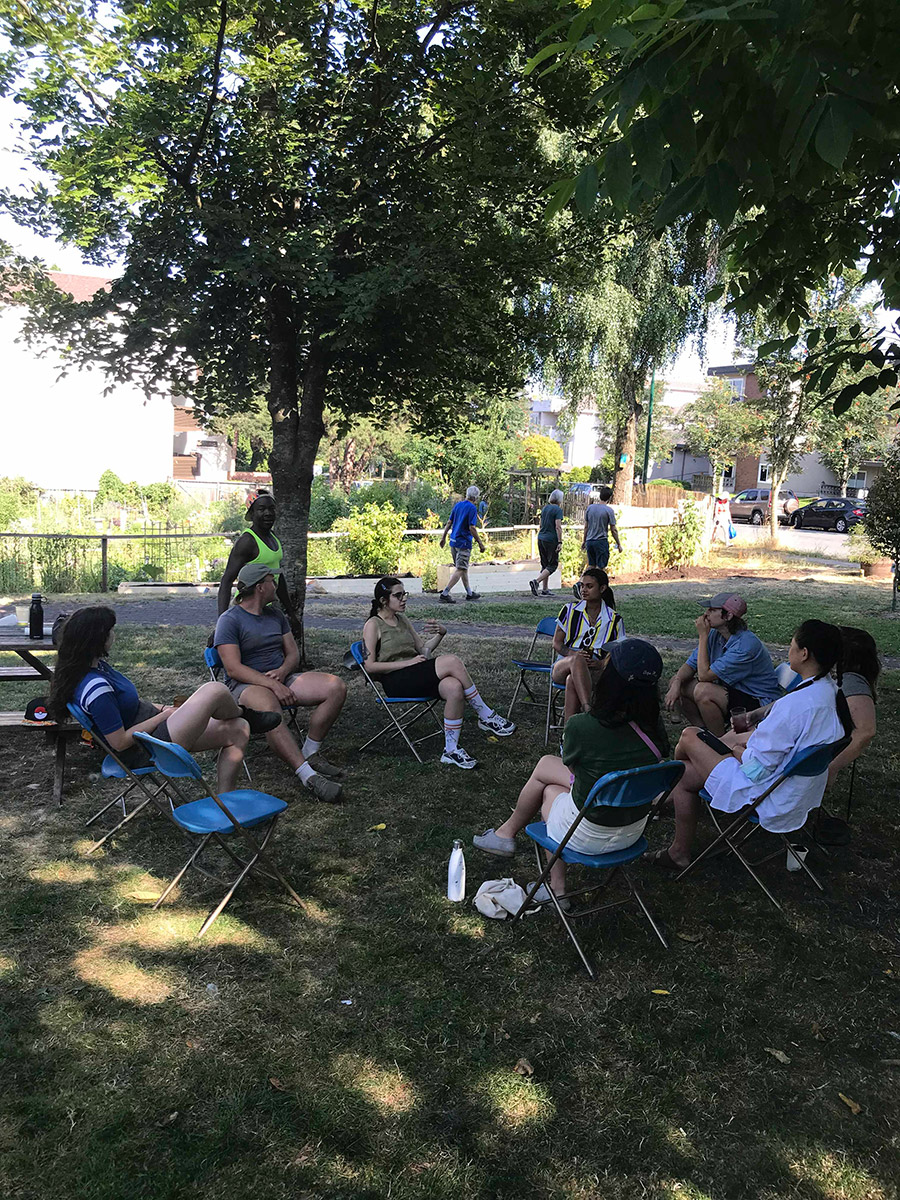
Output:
top-left (649, 619), bottom-right (852, 870)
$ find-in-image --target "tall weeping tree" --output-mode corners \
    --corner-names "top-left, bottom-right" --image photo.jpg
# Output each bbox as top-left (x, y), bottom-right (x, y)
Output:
top-left (537, 222), bottom-right (718, 503)
top-left (0, 0), bottom-right (585, 623)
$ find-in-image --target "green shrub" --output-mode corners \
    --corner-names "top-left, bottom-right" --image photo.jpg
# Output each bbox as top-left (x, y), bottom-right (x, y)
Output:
top-left (347, 481), bottom-right (403, 512)
top-left (647, 478), bottom-right (685, 489)
top-left (652, 501), bottom-right (705, 568)
top-left (561, 466), bottom-right (592, 484)
top-left (0, 477), bottom-right (38, 529)
top-left (333, 502), bottom-right (406, 575)
top-left (559, 524), bottom-right (586, 583)
top-left (403, 480), bottom-right (452, 527)
top-left (309, 479), bottom-right (349, 532)
top-left (307, 537), bottom-right (351, 577)
top-left (399, 535), bottom-right (446, 591)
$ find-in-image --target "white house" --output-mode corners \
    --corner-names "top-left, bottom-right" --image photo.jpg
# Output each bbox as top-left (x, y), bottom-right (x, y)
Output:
top-left (1, 272), bottom-right (234, 493)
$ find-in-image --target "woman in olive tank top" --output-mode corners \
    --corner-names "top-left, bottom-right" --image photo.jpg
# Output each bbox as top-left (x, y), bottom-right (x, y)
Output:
top-left (361, 577), bottom-right (517, 770)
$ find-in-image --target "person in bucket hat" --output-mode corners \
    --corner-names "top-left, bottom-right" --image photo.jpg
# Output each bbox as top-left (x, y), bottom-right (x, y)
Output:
top-left (664, 592), bottom-right (779, 735)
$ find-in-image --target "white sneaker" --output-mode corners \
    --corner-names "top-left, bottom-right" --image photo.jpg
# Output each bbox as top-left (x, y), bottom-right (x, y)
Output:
top-left (478, 713), bottom-right (516, 737)
top-left (440, 747), bottom-right (478, 769)
top-left (529, 882), bottom-right (571, 912)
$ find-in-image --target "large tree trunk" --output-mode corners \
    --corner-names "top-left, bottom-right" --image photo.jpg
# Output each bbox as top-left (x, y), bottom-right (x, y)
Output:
top-left (611, 402), bottom-right (638, 505)
top-left (266, 289), bottom-right (327, 661)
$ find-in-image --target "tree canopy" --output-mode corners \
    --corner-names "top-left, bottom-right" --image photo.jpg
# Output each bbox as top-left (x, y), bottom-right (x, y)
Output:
top-left (534, 0), bottom-right (900, 411)
top-left (0, 0), bottom-right (587, 615)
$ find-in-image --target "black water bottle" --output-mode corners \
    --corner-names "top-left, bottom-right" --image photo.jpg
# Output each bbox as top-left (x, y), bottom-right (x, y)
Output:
top-left (29, 593), bottom-right (44, 640)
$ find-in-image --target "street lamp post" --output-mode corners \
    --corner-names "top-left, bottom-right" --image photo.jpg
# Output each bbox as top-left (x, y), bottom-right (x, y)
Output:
top-left (642, 366), bottom-right (656, 485)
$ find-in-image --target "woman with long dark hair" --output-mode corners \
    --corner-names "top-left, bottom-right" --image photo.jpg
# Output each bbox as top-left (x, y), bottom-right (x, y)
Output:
top-left (650, 618), bottom-right (852, 869)
top-left (826, 626), bottom-right (879, 789)
top-left (474, 638), bottom-right (668, 899)
top-left (49, 607), bottom-right (280, 789)
top-left (362, 577), bottom-right (514, 770)
top-left (551, 567), bottom-right (624, 721)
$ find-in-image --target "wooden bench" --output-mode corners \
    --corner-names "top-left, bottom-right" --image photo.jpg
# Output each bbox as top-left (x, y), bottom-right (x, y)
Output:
top-left (0, 714), bottom-right (84, 805)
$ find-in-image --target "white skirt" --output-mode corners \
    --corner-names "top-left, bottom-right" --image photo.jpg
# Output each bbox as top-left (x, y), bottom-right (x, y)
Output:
top-left (546, 789), bottom-right (648, 854)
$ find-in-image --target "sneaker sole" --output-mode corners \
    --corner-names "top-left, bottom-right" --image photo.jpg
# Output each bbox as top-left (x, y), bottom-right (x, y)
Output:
top-left (473, 841), bottom-right (515, 857)
top-left (478, 720), bottom-right (516, 737)
top-left (440, 755), bottom-right (478, 769)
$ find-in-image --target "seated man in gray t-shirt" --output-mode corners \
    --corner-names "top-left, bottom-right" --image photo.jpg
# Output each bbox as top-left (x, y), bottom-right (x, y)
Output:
top-left (213, 562), bottom-right (347, 803)
top-left (581, 486), bottom-right (622, 570)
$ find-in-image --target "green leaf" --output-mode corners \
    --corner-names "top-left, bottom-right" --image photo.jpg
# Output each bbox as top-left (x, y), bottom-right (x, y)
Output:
top-left (806, 328), bottom-right (821, 350)
top-left (849, 323), bottom-right (861, 338)
top-left (786, 312), bottom-right (801, 334)
top-left (523, 42), bottom-right (570, 77)
top-left (861, 374), bottom-right (881, 395)
top-left (606, 25), bottom-right (636, 49)
top-left (819, 361), bottom-right (840, 392)
top-left (604, 140), bottom-right (634, 211)
top-left (544, 178), bottom-right (576, 220)
top-left (814, 99), bottom-right (854, 169)
top-left (705, 284), bottom-right (725, 304)
top-left (757, 339), bottom-right (784, 357)
top-left (704, 162), bottom-right (740, 227)
top-left (878, 369), bottom-right (898, 388)
top-left (574, 162), bottom-right (599, 216)
top-left (631, 119), bottom-right (665, 188)
top-left (788, 95), bottom-right (827, 175)
top-left (653, 175), bottom-right (704, 228)
top-left (824, 326), bottom-right (838, 342)
top-left (833, 388), bottom-right (856, 416)
top-left (629, 4), bottom-right (663, 19)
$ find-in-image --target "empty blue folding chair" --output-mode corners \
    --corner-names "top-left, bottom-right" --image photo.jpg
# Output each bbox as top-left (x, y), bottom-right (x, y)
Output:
top-left (677, 737), bottom-right (850, 912)
top-left (511, 761), bottom-right (686, 978)
top-left (347, 640), bottom-right (443, 763)
top-left (505, 616), bottom-right (566, 746)
top-left (132, 731), bottom-right (302, 937)
top-left (67, 701), bottom-right (174, 853)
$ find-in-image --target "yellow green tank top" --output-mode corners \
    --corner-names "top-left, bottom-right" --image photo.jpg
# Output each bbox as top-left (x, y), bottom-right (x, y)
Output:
top-left (247, 530), bottom-right (282, 578)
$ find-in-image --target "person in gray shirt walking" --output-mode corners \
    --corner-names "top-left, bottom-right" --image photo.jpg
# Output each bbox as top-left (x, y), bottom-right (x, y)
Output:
top-left (582, 487), bottom-right (622, 570)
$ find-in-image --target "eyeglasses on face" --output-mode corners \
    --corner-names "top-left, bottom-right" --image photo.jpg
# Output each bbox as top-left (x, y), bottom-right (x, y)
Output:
top-left (390, 590), bottom-right (409, 600)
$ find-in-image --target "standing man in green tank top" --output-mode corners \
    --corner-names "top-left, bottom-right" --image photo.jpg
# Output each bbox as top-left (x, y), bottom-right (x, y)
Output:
top-left (217, 490), bottom-right (299, 632)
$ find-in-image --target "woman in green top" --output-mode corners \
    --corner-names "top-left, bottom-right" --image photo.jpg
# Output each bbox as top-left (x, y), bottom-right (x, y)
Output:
top-left (216, 490), bottom-right (298, 630)
top-left (473, 638), bottom-right (668, 898)
top-left (362, 576), bottom-right (515, 770)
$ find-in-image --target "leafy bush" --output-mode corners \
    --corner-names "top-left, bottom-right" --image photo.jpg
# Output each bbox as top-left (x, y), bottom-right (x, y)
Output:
top-left (516, 433), bottom-right (564, 471)
top-left (559, 524), bottom-right (586, 583)
top-left (0, 477), bottom-right (38, 529)
top-left (647, 478), bottom-right (685, 489)
top-left (403, 480), bottom-right (451, 527)
top-left (307, 537), bottom-right (351, 577)
top-left (347, 480), bottom-right (403, 512)
top-left (332, 502), bottom-right (406, 575)
top-left (561, 466), bottom-right (592, 484)
top-left (399, 535), bottom-right (446, 591)
top-left (96, 469), bottom-right (179, 518)
top-left (652, 502), bottom-right (705, 568)
top-left (848, 523), bottom-right (883, 566)
top-left (309, 479), bottom-right (349, 532)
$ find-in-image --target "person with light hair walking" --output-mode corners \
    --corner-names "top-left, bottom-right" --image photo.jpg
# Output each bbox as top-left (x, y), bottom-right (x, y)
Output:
top-left (439, 485), bottom-right (486, 603)
top-left (529, 488), bottom-right (565, 596)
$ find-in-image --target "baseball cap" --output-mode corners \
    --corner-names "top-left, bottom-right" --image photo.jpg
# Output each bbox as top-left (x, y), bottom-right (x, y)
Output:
top-left (697, 592), bottom-right (748, 617)
top-left (23, 697), bottom-right (55, 726)
top-left (601, 638), bottom-right (663, 684)
top-left (236, 562), bottom-right (276, 589)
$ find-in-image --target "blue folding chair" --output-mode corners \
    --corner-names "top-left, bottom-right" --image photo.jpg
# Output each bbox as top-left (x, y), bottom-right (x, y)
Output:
top-left (347, 641), bottom-right (443, 763)
top-left (677, 737), bottom-right (851, 912)
top-left (67, 701), bottom-right (174, 853)
top-left (511, 761), bottom-right (686, 978)
top-left (132, 731), bottom-right (302, 937)
top-left (505, 617), bottom-right (566, 746)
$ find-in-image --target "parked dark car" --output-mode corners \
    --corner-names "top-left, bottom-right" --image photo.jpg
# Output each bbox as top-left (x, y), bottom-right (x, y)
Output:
top-left (792, 497), bottom-right (867, 533)
top-left (729, 487), bottom-right (800, 526)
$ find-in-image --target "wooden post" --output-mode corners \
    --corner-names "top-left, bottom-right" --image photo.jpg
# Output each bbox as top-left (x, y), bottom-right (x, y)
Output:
top-left (530, 528), bottom-right (536, 558)
top-left (101, 536), bottom-right (108, 592)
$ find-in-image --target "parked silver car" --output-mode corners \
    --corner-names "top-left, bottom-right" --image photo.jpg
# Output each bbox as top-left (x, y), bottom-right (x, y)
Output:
top-left (729, 487), bottom-right (800, 526)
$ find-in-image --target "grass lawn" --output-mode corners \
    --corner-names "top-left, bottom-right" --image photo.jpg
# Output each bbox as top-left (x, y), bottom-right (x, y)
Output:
top-left (1, 625), bottom-right (899, 1199)
top-left (308, 575), bottom-right (900, 656)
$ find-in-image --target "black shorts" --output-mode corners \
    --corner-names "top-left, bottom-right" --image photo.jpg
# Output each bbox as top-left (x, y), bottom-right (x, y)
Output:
top-left (381, 659), bottom-right (441, 699)
top-left (538, 539), bottom-right (560, 572)
top-left (118, 719), bottom-right (169, 770)
top-left (726, 686), bottom-right (760, 714)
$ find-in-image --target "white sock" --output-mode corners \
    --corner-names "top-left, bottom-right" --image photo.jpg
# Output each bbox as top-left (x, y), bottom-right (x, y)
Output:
top-left (444, 719), bottom-right (463, 753)
top-left (463, 684), bottom-right (493, 720)
top-left (302, 736), bottom-right (322, 758)
top-left (296, 763), bottom-right (316, 785)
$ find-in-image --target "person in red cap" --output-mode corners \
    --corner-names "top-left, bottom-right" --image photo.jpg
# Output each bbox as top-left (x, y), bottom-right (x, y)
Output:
top-left (664, 592), bottom-right (779, 735)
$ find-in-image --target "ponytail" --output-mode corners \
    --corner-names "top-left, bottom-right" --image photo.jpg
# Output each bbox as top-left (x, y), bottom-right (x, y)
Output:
top-left (582, 567), bottom-right (616, 609)
top-left (794, 619), bottom-right (854, 739)
top-left (370, 576), bottom-right (402, 619)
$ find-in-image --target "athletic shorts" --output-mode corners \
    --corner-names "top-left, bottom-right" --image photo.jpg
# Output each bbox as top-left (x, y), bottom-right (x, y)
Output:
top-left (538, 539), bottom-right (560, 573)
top-left (227, 672), bottom-right (301, 703)
top-left (585, 537), bottom-right (610, 569)
top-left (381, 658), bottom-right (441, 699)
top-left (726, 686), bottom-right (761, 714)
top-left (450, 544), bottom-right (471, 570)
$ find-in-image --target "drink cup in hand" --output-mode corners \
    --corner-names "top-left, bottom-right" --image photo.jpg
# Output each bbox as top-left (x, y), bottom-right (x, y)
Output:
top-left (731, 708), bottom-right (750, 734)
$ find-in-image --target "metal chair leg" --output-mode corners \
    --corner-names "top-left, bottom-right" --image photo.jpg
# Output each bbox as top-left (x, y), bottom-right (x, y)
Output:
top-left (154, 835), bottom-right (211, 910)
top-left (624, 872), bottom-right (669, 949)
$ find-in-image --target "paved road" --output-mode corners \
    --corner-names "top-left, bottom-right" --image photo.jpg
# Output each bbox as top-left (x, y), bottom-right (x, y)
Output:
top-left (732, 523), bottom-right (852, 560)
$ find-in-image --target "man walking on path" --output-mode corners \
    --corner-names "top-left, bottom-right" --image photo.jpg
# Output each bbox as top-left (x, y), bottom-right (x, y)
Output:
top-left (439, 486), bottom-right (486, 604)
top-left (582, 486), bottom-right (622, 570)
top-left (529, 488), bottom-right (564, 596)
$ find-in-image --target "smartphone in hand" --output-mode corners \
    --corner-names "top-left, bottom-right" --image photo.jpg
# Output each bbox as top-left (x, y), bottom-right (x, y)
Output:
top-left (696, 729), bottom-right (733, 757)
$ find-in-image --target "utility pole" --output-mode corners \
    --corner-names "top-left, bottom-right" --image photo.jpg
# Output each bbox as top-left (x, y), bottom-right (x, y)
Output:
top-left (642, 366), bottom-right (656, 485)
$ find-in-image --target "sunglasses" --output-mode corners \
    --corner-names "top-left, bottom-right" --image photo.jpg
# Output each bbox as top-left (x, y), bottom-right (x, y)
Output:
top-left (390, 590), bottom-right (410, 599)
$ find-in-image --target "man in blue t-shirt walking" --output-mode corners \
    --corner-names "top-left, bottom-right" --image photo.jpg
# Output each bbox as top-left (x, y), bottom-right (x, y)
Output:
top-left (439, 485), bottom-right (487, 603)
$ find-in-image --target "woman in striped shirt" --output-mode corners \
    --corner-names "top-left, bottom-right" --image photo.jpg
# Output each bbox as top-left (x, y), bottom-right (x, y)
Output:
top-left (551, 568), bottom-right (625, 722)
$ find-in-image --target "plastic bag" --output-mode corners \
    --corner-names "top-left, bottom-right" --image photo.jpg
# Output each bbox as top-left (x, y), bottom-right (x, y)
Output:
top-left (727, 522), bottom-right (737, 541)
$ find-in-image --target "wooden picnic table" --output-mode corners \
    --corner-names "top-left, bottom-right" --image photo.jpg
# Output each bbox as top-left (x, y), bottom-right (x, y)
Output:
top-left (0, 623), bottom-right (78, 804)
